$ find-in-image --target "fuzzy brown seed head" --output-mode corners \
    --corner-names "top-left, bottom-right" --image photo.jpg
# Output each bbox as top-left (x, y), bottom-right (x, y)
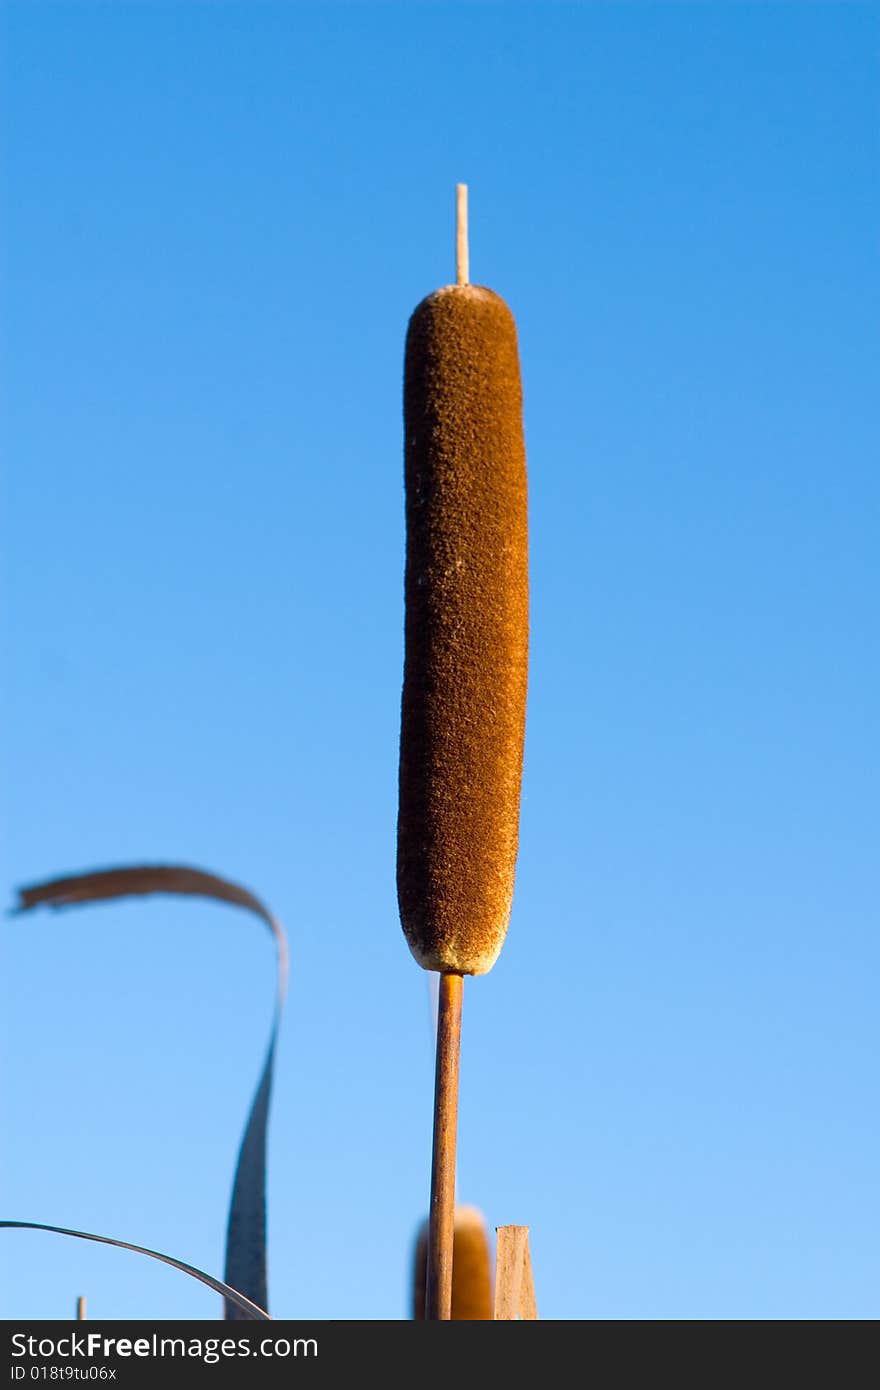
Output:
top-left (398, 283), bottom-right (528, 976)
top-left (412, 1205), bottom-right (494, 1320)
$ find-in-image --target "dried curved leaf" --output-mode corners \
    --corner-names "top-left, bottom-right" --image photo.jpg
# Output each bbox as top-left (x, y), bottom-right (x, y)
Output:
top-left (14, 864), bottom-right (289, 1320)
top-left (0, 1221), bottom-right (271, 1319)
top-left (15, 866), bottom-right (287, 973)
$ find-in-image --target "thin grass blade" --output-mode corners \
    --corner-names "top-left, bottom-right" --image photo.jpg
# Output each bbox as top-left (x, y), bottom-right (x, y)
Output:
top-left (0, 1221), bottom-right (271, 1319)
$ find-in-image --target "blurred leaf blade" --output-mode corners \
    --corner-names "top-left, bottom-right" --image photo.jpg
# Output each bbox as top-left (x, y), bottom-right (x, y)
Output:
top-left (224, 1027), bottom-right (278, 1319)
top-left (14, 863), bottom-right (289, 1319)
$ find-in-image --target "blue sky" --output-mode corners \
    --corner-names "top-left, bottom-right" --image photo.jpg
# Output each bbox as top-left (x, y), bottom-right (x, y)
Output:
top-left (1, 2), bottom-right (877, 1320)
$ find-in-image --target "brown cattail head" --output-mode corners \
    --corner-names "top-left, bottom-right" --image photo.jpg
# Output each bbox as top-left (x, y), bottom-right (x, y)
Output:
top-left (412, 1204), bottom-right (494, 1320)
top-left (398, 284), bottom-right (529, 976)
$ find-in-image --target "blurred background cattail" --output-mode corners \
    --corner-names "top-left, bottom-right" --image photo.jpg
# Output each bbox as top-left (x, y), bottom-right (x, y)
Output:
top-left (411, 1205), bottom-right (494, 1321)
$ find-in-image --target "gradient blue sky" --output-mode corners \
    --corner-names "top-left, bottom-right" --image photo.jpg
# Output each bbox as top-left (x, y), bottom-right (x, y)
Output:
top-left (1, 2), bottom-right (877, 1321)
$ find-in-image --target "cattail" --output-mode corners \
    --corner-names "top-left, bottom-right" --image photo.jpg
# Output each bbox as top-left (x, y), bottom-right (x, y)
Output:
top-left (397, 246), bottom-right (529, 978)
top-left (398, 187), bottom-right (528, 1320)
top-left (412, 1205), bottom-right (494, 1320)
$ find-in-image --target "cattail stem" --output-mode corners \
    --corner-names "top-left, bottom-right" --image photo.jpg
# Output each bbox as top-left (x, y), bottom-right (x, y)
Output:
top-left (456, 184), bottom-right (469, 286)
top-left (425, 971), bottom-right (464, 1319)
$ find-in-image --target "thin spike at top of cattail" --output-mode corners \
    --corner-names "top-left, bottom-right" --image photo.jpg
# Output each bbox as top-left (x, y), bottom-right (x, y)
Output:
top-left (456, 184), bottom-right (469, 285)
